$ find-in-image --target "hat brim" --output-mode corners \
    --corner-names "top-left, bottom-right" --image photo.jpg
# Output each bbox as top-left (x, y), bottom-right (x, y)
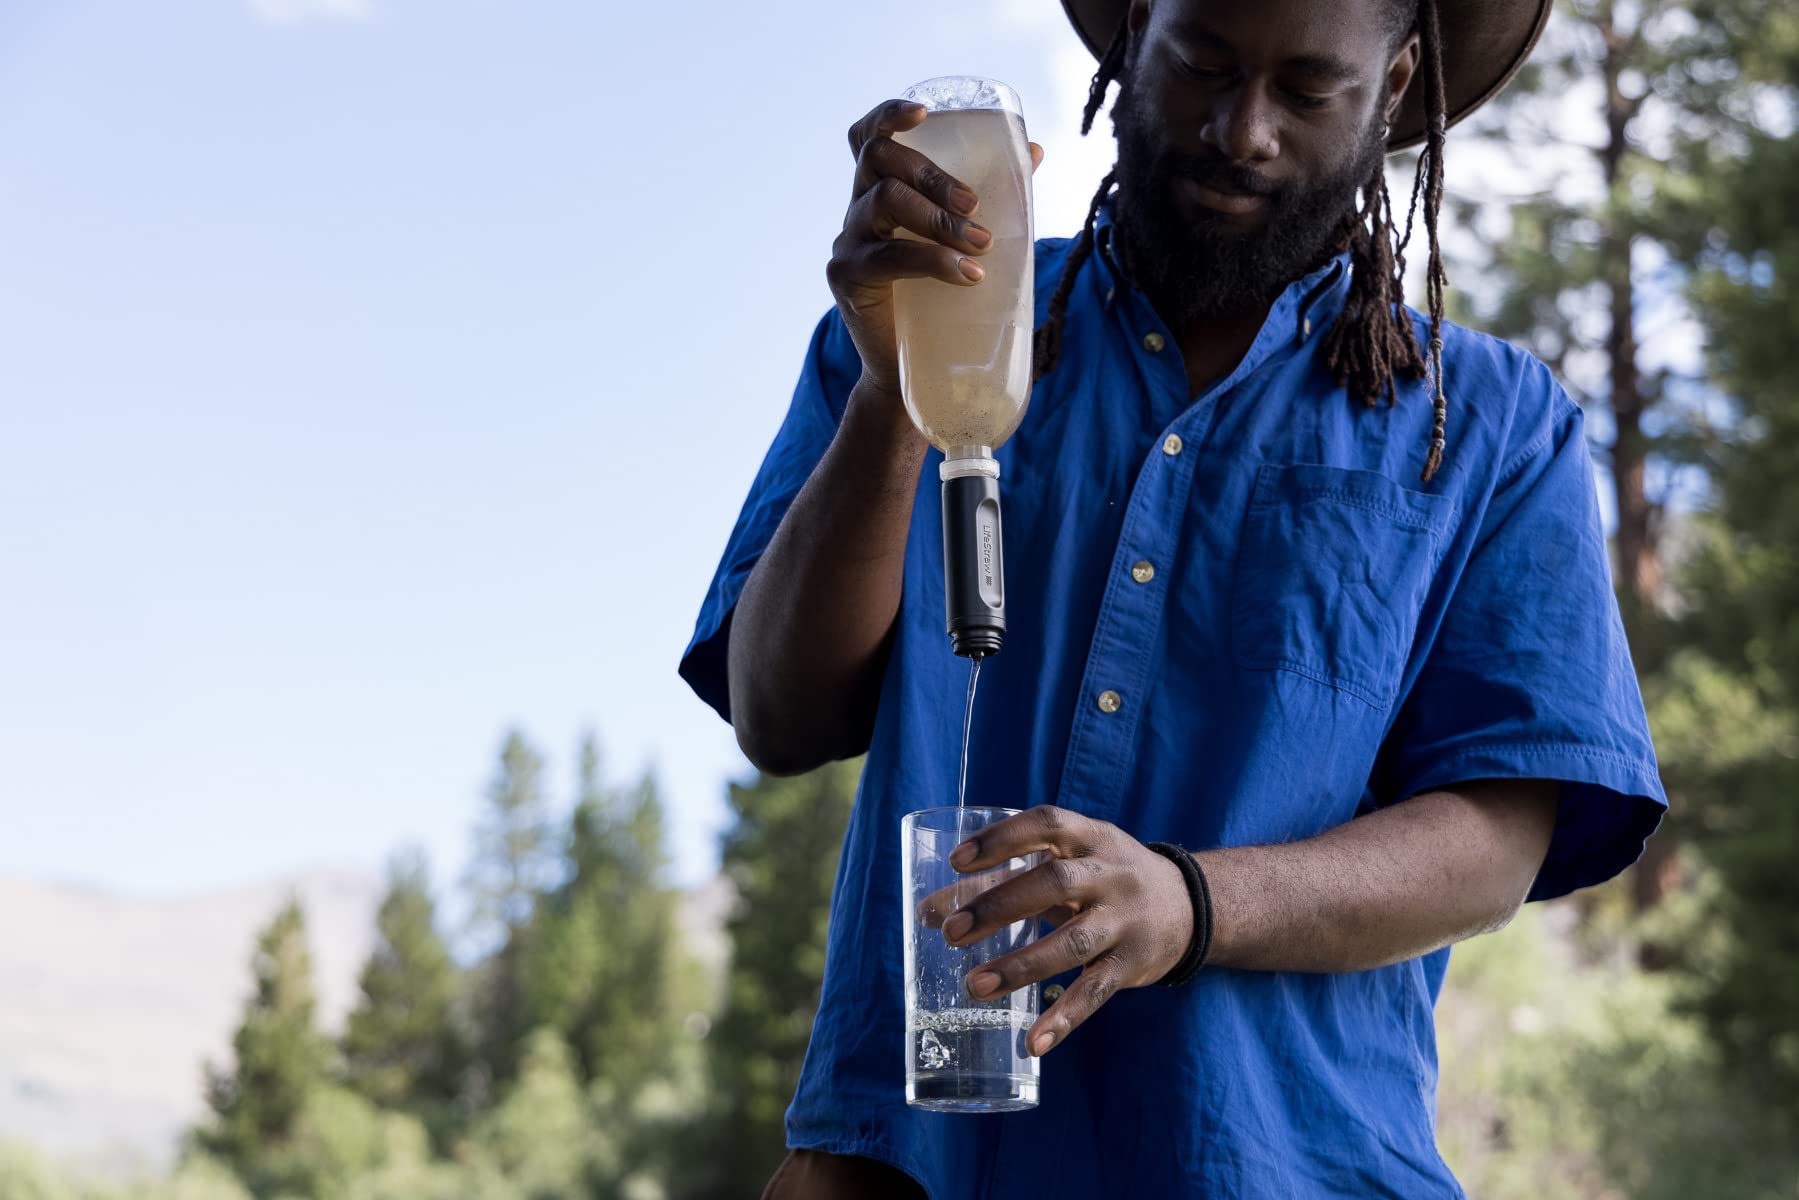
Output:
top-left (1058, 0), bottom-right (1550, 151)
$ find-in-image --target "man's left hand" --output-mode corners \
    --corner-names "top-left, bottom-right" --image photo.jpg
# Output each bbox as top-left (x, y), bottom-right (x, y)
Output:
top-left (914, 805), bottom-right (1193, 1057)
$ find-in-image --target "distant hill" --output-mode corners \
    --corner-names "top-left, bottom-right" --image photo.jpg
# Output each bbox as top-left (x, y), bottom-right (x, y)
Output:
top-left (0, 869), bottom-right (381, 1173)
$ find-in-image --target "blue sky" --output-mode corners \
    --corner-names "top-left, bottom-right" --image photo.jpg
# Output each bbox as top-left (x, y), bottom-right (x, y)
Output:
top-left (0, 0), bottom-right (1121, 897)
top-left (1, 0), bottom-right (1663, 908)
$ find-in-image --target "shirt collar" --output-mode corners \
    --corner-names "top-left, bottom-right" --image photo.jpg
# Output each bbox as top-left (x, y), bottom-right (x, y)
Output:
top-left (1088, 193), bottom-right (1352, 348)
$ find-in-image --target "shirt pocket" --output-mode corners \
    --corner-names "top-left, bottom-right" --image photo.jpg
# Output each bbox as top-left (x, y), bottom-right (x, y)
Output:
top-left (1231, 463), bottom-right (1454, 709)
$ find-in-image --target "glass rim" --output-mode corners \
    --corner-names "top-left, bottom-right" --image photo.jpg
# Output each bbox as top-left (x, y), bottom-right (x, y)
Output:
top-left (903, 804), bottom-right (1023, 827)
top-left (899, 75), bottom-right (1024, 118)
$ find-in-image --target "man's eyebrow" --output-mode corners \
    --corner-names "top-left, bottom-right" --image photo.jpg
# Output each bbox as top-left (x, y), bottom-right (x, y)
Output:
top-left (1282, 54), bottom-right (1361, 85)
top-left (1166, 27), bottom-right (1363, 85)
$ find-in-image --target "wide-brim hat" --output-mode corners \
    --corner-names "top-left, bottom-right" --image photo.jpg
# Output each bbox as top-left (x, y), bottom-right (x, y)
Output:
top-left (1059, 0), bottom-right (1551, 150)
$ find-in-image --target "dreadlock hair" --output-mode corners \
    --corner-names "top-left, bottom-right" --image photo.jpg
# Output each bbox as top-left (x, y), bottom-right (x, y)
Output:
top-left (1028, 15), bottom-right (1128, 385)
top-left (1032, 0), bottom-right (1454, 483)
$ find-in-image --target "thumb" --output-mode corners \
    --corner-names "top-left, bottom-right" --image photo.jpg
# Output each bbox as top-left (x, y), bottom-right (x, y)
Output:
top-left (1029, 141), bottom-right (1045, 174)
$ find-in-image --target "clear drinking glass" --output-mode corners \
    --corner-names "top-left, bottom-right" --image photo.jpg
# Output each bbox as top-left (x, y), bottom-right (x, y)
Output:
top-left (902, 805), bottom-right (1047, 1112)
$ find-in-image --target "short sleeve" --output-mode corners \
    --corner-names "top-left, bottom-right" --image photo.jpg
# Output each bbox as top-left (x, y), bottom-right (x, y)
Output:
top-left (1376, 382), bottom-right (1667, 902)
top-left (677, 309), bottom-right (861, 723)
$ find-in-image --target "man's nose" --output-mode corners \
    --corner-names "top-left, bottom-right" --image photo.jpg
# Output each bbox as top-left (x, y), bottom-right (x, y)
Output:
top-left (1203, 84), bottom-right (1279, 164)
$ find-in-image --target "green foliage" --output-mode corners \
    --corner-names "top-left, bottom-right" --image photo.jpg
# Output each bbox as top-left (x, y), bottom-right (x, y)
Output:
top-left (0, 1145), bottom-right (255, 1200)
top-left (465, 1029), bottom-right (597, 1198)
top-left (171, 727), bottom-right (726, 1199)
top-left (1438, 905), bottom-right (1637, 1198)
top-left (1437, 900), bottom-right (1799, 1200)
top-left (1680, 131), bottom-right (1799, 684)
top-left (250, 1085), bottom-right (401, 1199)
top-left (0, 1141), bottom-right (106, 1200)
top-left (513, 737), bottom-right (703, 1191)
top-left (1442, 0), bottom-right (1771, 666)
top-left (1447, 0), bottom-right (1799, 1164)
top-left (341, 849), bottom-right (467, 1139)
top-left (1653, 50), bottom-right (1799, 1105)
top-left (522, 738), bottom-right (681, 1101)
top-left (466, 731), bottom-right (556, 948)
top-left (677, 759), bottom-right (859, 1199)
top-left (152, 1158), bottom-right (258, 1200)
top-left (465, 729), bottom-right (557, 1088)
top-left (196, 898), bottom-right (330, 1183)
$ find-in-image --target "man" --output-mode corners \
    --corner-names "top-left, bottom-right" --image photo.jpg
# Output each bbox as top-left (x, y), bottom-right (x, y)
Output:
top-left (681, 0), bottom-right (1666, 1194)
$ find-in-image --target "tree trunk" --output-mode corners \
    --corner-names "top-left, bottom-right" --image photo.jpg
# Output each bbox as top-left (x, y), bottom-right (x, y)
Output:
top-left (1599, 5), bottom-right (1673, 915)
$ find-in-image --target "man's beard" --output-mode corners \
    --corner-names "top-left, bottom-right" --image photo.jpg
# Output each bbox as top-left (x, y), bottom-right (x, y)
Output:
top-left (1109, 73), bottom-right (1385, 325)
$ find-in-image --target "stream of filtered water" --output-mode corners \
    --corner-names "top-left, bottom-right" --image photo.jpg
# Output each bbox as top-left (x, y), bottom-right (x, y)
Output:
top-left (957, 657), bottom-right (981, 810)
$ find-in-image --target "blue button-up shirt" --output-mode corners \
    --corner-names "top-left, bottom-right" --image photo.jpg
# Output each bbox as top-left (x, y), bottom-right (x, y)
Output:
top-left (680, 199), bottom-right (1665, 1198)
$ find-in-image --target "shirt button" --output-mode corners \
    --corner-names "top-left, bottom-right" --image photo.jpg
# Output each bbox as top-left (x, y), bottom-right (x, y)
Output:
top-left (1096, 689), bottom-right (1122, 714)
top-left (1162, 433), bottom-right (1183, 456)
top-left (1043, 983), bottom-right (1065, 1002)
top-left (1130, 560), bottom-right (1156, 584)
top-left (1142, 331), bottom-right (1166, 353)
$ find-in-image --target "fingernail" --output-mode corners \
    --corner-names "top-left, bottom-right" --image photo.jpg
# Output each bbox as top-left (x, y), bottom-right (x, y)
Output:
top-left (950, 841), bottom-right (977, 866)
top-left (964, 223), bottom-right (992, 249)
top-left (1032, 1031), bottom-right (1055, 1056)
top-left (968, 970), bottom-right (1000, 997)
top-left (949, 186), bottom-right (979, 215)
top-left (944, 911), bottom-right (974, 941)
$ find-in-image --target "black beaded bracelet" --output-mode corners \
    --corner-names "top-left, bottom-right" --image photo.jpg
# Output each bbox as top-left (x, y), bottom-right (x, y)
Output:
top-left (1145, 841), bottom-right (1213, 988)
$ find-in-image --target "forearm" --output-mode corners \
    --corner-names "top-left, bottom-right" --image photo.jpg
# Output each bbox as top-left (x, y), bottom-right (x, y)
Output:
top-left (728, 377), bottom-right (929, 774)
top-left (1196, 779), bottom-right (1559, 974)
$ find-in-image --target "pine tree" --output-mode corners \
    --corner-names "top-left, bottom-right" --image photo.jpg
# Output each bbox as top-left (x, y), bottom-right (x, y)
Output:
top-left (515, 735), bottom-right (692, 1194)
top-left (1443, 0), bottom-right (1773, 909)
top-left (340, 849), bottom-right (466, 1139)
top-left (467, 1028), bottom-right (602, 1198)
top-left (680, 759), bottom-right (859, 1199)
top-left (524, 737), bottom-right (679, 1089)
top-left (197, 897), bottom-right (329, 1180)
top-left (1654, 8), bottom-right (1799, 1108)
top-left (465, 730), bottom-right (555, 951)
top-left (464, 729), bottom-right (556, 1090)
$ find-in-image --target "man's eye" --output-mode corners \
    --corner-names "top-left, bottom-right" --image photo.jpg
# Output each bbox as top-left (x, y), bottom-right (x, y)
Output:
top-left (1285, 89), bottom-right (1333, 110)
top-left (1175, 58), bottom-right (1230, 81)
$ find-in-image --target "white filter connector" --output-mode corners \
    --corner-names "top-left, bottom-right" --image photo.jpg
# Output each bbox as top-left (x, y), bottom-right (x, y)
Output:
top-left (940, 456), bottom-right (1000, 481)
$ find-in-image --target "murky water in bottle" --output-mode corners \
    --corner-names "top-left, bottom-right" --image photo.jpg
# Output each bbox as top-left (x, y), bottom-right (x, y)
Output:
top-left (891, 107), bottom-right (1034, 458)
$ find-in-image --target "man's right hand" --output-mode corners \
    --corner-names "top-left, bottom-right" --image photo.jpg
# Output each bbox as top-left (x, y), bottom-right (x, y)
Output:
top-left (727, 104), bottom-right (1040, 773)
top-left (827, 99), bottom-right (1043, 394)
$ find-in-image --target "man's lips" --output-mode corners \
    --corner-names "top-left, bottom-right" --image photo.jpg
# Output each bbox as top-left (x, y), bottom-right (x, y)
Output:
top-left (1176, 176), bottom-right (1271, 216)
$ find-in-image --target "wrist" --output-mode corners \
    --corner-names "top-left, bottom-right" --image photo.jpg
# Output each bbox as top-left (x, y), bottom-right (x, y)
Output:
top-left (1144, 842), bottom-right (1213, 987)
top-left (841, 376), bottom-right (929, 462)
top-left (1189, 848), bottom-right (1244, 969)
